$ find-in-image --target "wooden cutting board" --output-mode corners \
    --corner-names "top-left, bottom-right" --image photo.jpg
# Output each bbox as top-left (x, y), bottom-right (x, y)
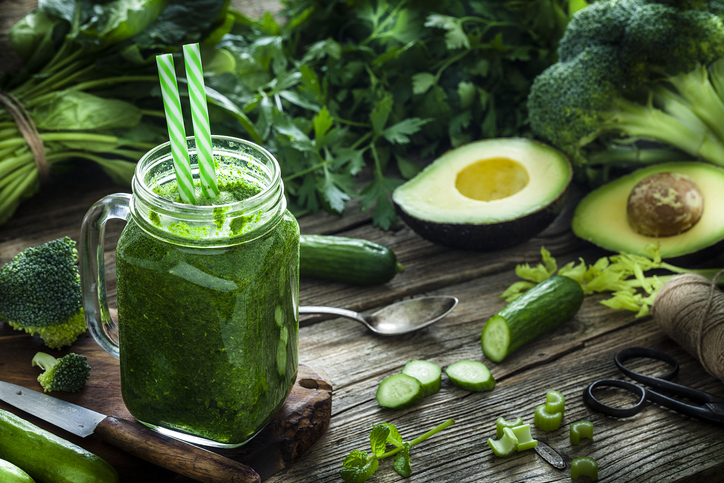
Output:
top-left (0, 324), bottom-right (332, 482)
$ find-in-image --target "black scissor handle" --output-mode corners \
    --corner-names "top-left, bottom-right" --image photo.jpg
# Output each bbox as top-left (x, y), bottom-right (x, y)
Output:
top-left (583, 379), bottom-right (646, 417)
top-left (615, 347), bottom-right (679, 387)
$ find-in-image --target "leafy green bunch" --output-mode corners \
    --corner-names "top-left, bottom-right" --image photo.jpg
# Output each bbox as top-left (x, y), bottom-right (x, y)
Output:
top-left (502, 246), bottom-right (722, 317)
top-left (341, 419), bottom-right (454, 482)
top-left (0, 0), bottom-right (253, 225)
top-left (528, 0), bottom-right (724, 185)
top-left (204, 0), bottom-right (585, 227)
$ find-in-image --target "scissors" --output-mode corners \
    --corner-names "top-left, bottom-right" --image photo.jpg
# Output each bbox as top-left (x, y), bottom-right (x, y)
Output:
top-left (582, 347), bottom-right (724, 424)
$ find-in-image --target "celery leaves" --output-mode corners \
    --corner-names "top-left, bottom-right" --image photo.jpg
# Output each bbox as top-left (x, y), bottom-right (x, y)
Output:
top-left (503, 245), bottom-right (720, 317)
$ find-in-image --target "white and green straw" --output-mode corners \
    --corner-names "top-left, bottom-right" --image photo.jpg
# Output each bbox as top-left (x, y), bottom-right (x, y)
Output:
top-left (183, 43), bottom-right (219, 199)
top-left (156, 53), bottom-right (196, 204)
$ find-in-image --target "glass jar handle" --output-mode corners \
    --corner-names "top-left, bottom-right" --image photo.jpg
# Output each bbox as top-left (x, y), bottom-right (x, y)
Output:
top-left (79, 193), bottom-right (131, 359)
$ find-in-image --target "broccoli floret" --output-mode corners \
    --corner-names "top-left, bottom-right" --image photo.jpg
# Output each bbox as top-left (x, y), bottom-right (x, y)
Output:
top-left (528, 0), bottom-right (724, 182)
top-left (31, 352), bottom-right (91, 393)
top-left (0, 237), bottom-right (87, 349)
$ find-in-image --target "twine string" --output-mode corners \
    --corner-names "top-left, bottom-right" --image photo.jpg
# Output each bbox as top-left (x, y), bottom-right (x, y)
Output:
top-left (0, 92), bottom-right (48, 178)
top-left (653, 272), bottom-right (724, 382)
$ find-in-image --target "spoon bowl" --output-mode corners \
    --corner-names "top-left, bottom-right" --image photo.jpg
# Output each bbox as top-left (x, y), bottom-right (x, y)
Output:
top-left (299, 296), bottom-right (458, 335)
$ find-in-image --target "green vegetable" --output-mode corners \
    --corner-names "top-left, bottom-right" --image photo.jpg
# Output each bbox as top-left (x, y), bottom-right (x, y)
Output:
top-left (545, 390), bottom-right (565, 415)
top-left (340, 419), bottom-right (455, 482)
top-left (488, 422), bottom-right (538, 457)
top-left (375, 374), bottom-right (424, 410)
top-left (206, 0), bottom-right (582, 228)
top-left (32, 352), bottom-right (91, 393)
top-left (570, 421), bottom-right (594, 445)
top-left (0, 409), bottom-right (119, 483)
top-left (299, 234), bottom-right (403, 285)
top-left (0, 0), bottom-right (255, 226)
top-left (496, 416), bottom-right (523, 439)
top-left (0, 237), bottom-right (87, 349)
top-left (534, 404), bottom-right (563, 432)
top-left (481, 275), bottom-right (584, 362)
top-left (528, 0), bottom-right (724, 185)
top-left (510, 424), bottom-right (537, 451)
top-left (444, 360), bottom-right (495, 392)
top-left (501, 246), bottom-right (724, 318)
top-left (401, 360), bottom-right (441, 397)
top-left (571, 456), bottom-right (599, 481)
top-left (487, 427), bottom-right (518, 458)
top-left (0, 458), bottom-right (34, 483)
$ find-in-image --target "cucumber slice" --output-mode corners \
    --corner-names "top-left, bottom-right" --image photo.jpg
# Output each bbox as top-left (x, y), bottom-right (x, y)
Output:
top-left (402, 360), bottom-right (442, 397)
top-left (376, 374), bottom-right (424, 409)
top-left (445, 360), bottom-right (495, 392)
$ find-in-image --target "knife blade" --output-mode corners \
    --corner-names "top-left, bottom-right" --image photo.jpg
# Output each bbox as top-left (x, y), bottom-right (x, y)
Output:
top-left (0, 381), bottom-right (260, 483)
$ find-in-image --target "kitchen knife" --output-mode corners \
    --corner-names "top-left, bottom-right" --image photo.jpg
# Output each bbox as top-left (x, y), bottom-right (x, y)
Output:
top-left (0, 380), bottom-right (260, 483)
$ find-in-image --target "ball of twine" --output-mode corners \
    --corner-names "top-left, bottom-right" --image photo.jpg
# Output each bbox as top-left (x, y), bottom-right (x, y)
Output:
top-left (652, 272), bottom-right (724, 383)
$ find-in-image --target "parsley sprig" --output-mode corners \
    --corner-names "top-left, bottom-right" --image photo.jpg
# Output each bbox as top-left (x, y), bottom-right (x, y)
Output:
top-left (341, 419), bottom-right (455, 482)
top-left (502, 246), bottom-right (722, 317)
top-left (205, 0), bottom-right (578, 228)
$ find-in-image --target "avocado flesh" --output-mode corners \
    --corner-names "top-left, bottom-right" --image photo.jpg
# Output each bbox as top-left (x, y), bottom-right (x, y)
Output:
top-left (572, 162), bottom-right (724, 259)
top-left (392, 139), bottom-right (572, 251)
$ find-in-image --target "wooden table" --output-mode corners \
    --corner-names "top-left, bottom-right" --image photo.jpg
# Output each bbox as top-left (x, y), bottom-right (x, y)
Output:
top-left (2, 2), bottom-right (724, 482)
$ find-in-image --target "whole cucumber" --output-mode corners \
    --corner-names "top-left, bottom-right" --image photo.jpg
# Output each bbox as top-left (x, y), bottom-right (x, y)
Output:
top-left (0, 458), bottom-right (35, 483)
top-left (481, 276), bottom-right (584, 362)
top-left (300, 234), bottom-right (403, 285)
top-left (0, 409), bottom-right (119, 483)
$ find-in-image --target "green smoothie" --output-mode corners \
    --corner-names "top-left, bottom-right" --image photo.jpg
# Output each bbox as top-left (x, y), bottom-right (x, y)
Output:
top-left (116, 172), bottom-right (299, 445)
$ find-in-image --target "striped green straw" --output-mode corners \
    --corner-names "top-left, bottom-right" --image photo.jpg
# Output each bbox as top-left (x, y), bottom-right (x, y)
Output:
top-left (183, 43), bottom-right (219, 199)
top-left (156, 53), bottom-right (196, 204)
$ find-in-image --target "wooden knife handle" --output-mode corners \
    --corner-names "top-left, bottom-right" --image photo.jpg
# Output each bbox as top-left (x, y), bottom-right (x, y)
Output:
top-left (94, 416), bottom-right (260, 483)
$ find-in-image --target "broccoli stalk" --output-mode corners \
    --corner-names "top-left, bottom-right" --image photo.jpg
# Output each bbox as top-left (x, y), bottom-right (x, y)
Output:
top-left (0, 237), bottom-right (87, 349)
top-left (527, 0), bottom-right (724, 183)
top-left (31, 352), bottom-right (91, 393)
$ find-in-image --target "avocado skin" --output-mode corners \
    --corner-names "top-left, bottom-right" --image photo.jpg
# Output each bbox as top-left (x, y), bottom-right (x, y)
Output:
top-left (395, 187), bottom-right (569, 251)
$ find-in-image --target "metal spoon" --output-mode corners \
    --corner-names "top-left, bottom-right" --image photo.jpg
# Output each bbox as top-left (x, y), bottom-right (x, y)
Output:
top-left (299, 296), bottom-right (458, 335)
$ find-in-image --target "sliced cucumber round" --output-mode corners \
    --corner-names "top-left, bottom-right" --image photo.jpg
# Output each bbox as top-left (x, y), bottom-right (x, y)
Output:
top-left (375, 374), bottom-right (424, 409)
top-left (445, 360), bottom-right (495, 392)
top-left (402, 360), bottom-right (442, 397)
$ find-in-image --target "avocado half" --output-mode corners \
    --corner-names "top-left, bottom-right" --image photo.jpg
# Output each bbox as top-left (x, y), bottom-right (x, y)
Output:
top-left (572, 162), bottom-right (724, 259)
top-left (392, 138), bottom-right (572, 251)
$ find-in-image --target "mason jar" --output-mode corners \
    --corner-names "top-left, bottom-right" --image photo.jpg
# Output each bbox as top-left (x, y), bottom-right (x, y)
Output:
top-left (80, 136), bottom-right (299, 448)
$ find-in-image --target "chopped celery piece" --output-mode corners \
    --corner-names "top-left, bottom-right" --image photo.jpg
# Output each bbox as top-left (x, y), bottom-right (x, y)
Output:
top-left (402, 360), bottom-right (442, 397)
top-left (496, 416), bottom-right (523, 439)
top-left (534, 404), bottom-right (562, 432)
top-left (487, 427), bottom-right (518, 457)
top-left (511, 424), bottom-right (537, 451)
top-left (570, 421), bottom-right (594, 445)
top-left (571, 456), bottom-right (598, 481)
top-left (545, 390), bottom-right (565, 415)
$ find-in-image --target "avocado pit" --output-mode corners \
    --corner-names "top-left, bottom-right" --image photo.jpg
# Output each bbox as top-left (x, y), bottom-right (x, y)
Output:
top-left (626, 172), bottom-right (703, 237)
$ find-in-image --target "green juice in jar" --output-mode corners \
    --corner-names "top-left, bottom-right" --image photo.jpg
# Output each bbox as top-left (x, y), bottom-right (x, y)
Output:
top-left (110, 137), bottom-right (299, 447)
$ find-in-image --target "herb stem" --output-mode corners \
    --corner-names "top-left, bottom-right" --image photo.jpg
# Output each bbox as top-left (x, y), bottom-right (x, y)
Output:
top-left (375, 418), bottom-right (456, 460)
top-left (71, 76), bottom-right (158, 92)
top-left (283, 161), bottom-right (329, 181)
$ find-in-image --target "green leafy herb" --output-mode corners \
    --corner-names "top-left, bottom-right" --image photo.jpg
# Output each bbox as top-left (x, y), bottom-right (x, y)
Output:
top-left (502, 246), bottom-right (722, 317)
top-left (205, 0), bottom-right (581, 227)
top-left (341, 419), bottom-right (454, 482)
top-left (0, 0), bottom-right (251, 225)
